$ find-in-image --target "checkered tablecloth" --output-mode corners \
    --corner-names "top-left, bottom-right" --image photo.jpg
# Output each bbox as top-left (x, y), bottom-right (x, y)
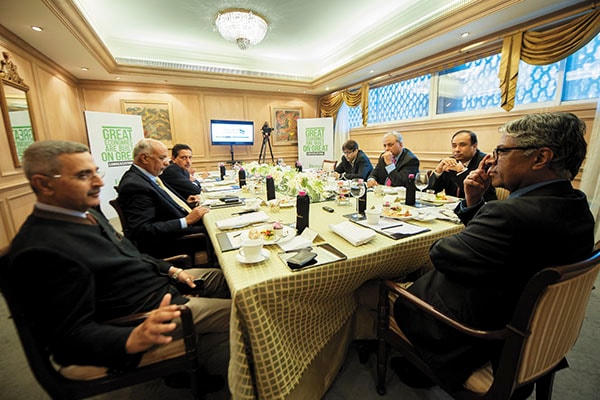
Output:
top-left (203, 193), bottom-right (463, 399)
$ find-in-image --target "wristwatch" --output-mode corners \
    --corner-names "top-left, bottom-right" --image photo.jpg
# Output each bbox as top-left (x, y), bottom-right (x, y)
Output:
top-left (171, 268), bottom-right (183, 281)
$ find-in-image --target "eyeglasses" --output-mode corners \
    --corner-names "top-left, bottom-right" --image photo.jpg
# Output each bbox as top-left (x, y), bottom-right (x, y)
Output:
top-left (343, 149), bottom-right (355, 155)
top-left (47, 170), bottom-right (106, 181)
top-left (492, 146), bottom-right (539, 159)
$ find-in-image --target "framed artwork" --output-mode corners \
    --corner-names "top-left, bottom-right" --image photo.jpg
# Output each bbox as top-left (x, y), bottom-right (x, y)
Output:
top-left (120, 100), bottom-right (173, 147)
top-left (271, 107), bottom-right (302, 145)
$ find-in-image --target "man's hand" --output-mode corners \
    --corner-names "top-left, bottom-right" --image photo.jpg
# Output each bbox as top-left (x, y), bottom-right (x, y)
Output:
top-left (382, 151), bottom-right (394, 166)
top-left (186, 206), bottom-right (209, 225)
top-left (125, 294), bottom-right (180, 354)
top-left (367, 178), bottom-right (378, 188)
top-left (435, 158), bottom-right (465, 174)
top-left (463, 155), bottom-right (492, 207)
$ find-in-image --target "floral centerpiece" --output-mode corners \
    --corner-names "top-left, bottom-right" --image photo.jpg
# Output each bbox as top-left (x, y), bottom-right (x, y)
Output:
top-left (243, 162), bottom-right (332, 202)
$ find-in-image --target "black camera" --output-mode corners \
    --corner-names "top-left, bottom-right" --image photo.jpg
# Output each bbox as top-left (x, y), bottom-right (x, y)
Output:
top-left (261, 122), bottom-right (274, 137)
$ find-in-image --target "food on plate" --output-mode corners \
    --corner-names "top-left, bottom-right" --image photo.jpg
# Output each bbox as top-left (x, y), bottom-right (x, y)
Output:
top-left (260, 229), bottom-right (275, 239)
top-left (383, 204), bottom-right (412, 218)
top-left (436, 190), bottom-right (448, 200)
top-left (248, 228), bottom-right (262, 240)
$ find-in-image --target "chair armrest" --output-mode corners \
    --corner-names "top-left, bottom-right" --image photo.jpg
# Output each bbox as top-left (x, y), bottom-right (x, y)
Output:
top-left (163, 254), bottom-right (193, 269)
top-left (382, 280), bottom-right (507, 340)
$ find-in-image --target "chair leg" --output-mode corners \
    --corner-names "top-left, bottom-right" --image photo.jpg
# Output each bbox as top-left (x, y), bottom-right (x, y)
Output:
top-left (376, 339), bottom-right (387, 395)
top-left (535, 372), bottom-right (555, 400)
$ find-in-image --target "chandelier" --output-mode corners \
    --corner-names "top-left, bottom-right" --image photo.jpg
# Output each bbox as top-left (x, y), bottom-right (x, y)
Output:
top-left (215, 9), bottom-right (269, 50)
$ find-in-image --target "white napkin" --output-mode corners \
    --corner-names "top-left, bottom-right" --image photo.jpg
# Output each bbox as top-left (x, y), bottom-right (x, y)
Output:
top-left (215, 211), bottom-right (269, 229)
top-left (329, 221), bottom-right (376, 246)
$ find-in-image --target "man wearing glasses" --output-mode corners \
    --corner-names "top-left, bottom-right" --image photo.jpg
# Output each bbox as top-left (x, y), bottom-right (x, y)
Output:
top-left (391, 112), bottom-right (595, 395)
top-left (428, 130), bottom-right (497, 200)
top-left (333, 139), bottom-right (373, 180)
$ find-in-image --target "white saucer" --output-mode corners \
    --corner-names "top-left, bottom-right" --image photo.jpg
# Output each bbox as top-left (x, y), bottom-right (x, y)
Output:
top-left (236, 248), bottom-right (270, 264)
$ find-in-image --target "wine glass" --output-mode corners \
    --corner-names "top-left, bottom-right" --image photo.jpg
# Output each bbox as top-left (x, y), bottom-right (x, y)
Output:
top-left (349, 178), bottom-right (366, 220)
top-left (414, 170), bottom-right (429, 206)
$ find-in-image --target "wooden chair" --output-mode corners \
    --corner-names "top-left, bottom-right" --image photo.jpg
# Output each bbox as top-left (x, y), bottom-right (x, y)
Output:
top-left (109, 197), bottom-right (212, 268)
top-left (376, 250), bottom-right (600, 399)
top-left (322, 159), bottom-right (337, 172)
top-left (495, 187), bottom-right (510, 200)
top-left (0, 251), bottom-right (208, 400)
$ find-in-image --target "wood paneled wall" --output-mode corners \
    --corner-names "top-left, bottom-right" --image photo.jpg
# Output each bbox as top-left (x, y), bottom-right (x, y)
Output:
top-left (1, 34), bottom-right (597, 251)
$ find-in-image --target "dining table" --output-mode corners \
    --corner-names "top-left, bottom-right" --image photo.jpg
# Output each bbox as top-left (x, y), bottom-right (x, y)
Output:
top-left (201, 186), bottom-right (464, 400)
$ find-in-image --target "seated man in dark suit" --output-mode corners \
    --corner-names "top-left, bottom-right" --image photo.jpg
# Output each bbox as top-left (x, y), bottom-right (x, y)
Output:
top-left (392, 112), bottom-right (595, 394)
top-left (333, 139), bottom-right (373, 181)
top-left (117, 139), bottom-right (210, 261)
top-left (366, 130), bottom-right (419, 188)
top-left (428, 130), bottom-right (497, 200)
top-left (160, 143), bottom-right (204, 199)
top-left (6, 140), bottom-right (231, 391)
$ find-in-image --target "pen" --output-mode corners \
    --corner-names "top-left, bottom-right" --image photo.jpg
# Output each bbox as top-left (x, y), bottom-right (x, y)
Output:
top-left (282, 247), bottom-right (312, 253)
top-left (231, 210), bottom-right (255, 216)
top-left (381, 224), bottom-right (403, 230)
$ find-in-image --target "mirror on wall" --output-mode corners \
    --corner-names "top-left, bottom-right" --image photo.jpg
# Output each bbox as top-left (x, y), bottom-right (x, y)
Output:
top-left (0, 51), bottom-right (37, 167)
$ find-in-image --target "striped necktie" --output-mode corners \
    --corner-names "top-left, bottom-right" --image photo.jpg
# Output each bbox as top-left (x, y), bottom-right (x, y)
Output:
top-left (156, 177), bottom-right (192, 213)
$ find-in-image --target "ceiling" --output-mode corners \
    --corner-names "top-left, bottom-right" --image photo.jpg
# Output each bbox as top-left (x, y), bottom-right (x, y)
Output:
top-left (0, 0), bottom-right (585, 95)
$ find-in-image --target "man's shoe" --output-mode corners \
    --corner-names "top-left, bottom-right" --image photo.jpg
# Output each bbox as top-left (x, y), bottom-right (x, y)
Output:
top-left (163, 371), bottom-right (225, 393)
top-left (390, 357), bottom-right (435, 388)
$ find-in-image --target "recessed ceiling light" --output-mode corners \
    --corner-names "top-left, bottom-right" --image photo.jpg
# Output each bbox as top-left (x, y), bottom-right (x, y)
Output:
top-left (31, 26), bottom-right (43, 32)
top-left (80, 67), bottom-right (89, 71)
top-left (115, 76), bottom-right (121, 80)
top-left (461, 32), bottom-right (470, 38)
top-left (369, 70), bottom-right (375, 74)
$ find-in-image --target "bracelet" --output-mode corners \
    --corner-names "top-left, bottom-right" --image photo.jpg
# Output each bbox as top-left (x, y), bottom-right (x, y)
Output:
top-left (171, 268), bottom-right (183, 281)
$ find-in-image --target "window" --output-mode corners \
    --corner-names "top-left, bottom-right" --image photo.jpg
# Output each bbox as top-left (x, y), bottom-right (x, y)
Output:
top-left (347, 32), bottom-right (600, 128)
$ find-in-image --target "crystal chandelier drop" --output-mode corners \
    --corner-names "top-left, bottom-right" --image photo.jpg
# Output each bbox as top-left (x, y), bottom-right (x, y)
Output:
top-left (215, 9), bottom-right (269, 50)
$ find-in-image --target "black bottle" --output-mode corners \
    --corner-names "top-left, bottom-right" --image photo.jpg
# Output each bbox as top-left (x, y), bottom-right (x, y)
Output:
top-left (295, 161), bottom-right (303, 172)
top-left (238, 168), bottom-right (246, 187)
top-left (219, 164), bottom-right (226, 180)
top-left (357, 179), bottom-right (367, 215)
top-left (266, 175), bottom-right (276, 200)
top-left (296, 190), bottom-right (310, 234)
top-left (405, 174), bottom-right (416, 206)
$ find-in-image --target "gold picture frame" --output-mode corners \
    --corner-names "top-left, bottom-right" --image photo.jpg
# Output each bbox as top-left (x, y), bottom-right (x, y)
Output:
top-left (271, 107), bottom-right (302, 145)
top-left (120, 100), bottom-right (173, 147)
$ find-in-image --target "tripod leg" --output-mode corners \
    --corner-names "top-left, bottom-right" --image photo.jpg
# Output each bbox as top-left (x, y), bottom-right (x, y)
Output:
top-left (267, 138), bottom-right (274, 163)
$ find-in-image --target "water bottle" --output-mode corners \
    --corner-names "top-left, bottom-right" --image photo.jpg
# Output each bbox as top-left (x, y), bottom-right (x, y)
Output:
top-left (295, 160), bottom-right (302, 172)
top-left (219, 163), bottom-right (226, 181)
top-left (266, 175), bottom-right (276, 200)
top-left (296, 190), bottom-right (310, 234)
top-left (405, 174), bottom-right (416, 206)
top-left (357, 178), bottom-right (367, 215)
top-left (238, 167), bottom-right (246, 187)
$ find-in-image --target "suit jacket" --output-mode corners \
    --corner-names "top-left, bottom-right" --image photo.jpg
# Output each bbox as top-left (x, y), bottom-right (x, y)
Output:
top-left (117, 165), bottom-right (204, 257)
top-left (368, 147), bottom-right (420, 187)
top-left (428, 150), bottom-right (497, 200)
top-left (394, 180), bottom-right (595, 388)
top-left (334, 149), bottom-right (374, 180)
top-left (5, 208), bottom-right (187, 370)
top-left (160, 163), bottom-right (201, 199)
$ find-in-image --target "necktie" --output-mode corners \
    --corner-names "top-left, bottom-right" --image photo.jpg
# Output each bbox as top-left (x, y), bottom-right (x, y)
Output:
top-left (156, 177), bottom-right (192, 213)
top-left (385, 157), bottom-right (396, 186)
top-left (85, 212), bottom-right (97, 225)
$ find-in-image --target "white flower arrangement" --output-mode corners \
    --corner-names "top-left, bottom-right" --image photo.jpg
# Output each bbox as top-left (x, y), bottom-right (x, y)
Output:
top-left (243, 162), bottom-right (332, 202)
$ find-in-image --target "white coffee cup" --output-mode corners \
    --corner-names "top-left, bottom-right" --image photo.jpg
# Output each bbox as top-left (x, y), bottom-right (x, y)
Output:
top-left (239, 239), bottom-right (264, 262)
top-left (365, 208), bottom-right (382, 225)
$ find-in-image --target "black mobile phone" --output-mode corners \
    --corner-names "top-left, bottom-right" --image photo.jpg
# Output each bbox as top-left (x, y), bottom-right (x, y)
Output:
top-left (176, 278), bottom-right (205, 295)
top-left (322, 206), bottom-right (334, 213)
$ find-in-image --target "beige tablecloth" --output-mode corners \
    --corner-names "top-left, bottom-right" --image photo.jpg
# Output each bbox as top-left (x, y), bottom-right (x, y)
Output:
top-left (203, 192), bottom-right (463, 400)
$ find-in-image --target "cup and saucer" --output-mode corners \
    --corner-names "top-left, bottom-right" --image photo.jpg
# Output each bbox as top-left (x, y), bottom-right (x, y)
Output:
top-left (236, 239), bottom-right (270, 264)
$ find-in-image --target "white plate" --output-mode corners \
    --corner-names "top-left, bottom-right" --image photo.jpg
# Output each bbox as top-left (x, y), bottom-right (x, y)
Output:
top-left (236, 248), bottom-right (270, 264)
top-left (279, 199), bottom-right (295, 208)
top-left (243, 225), bottom-right (296, 244)
top-left (411, 213), bottom-right (436, 222)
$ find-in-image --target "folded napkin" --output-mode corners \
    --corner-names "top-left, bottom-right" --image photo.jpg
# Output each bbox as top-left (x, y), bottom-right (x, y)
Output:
top-left (329, 221), bottom-right (376, 246)
top-left (215, 211), bottom-right (269, 230)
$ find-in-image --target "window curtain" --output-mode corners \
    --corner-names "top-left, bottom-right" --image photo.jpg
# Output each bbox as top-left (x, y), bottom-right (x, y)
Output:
top-left (499, 8), bottom-right (600, 111)
top-left (580, 100), bottom-right (600, 243)
top-left (319, 83), bottom-right (369, 127)
top-left (333, 103), bottom-right (350, 161)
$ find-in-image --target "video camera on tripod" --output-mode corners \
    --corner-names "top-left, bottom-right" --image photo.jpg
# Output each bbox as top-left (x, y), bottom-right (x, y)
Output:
top-left (261, 122), bottom-right (274, 137)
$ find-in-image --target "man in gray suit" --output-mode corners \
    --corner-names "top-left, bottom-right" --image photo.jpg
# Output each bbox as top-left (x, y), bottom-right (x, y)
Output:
top-left (393, 112), bottom-right (595, 394)
top-left (366, 130), bottom-right (419, 188)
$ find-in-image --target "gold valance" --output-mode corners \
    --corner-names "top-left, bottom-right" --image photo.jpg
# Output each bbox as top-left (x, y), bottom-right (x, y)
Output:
top-left (319, 83), bottom-right (369, 127)
top-left (499, 8), bottom-right (600, 111)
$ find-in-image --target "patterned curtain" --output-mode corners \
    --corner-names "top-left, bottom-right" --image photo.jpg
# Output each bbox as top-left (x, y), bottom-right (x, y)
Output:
top-left (499, 8), bottom-right (600, 111)
top-left (580, 100), bottom-right (600, 244)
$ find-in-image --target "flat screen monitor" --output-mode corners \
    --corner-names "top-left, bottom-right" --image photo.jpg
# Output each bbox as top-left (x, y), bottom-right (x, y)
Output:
top-left (210, 119), bottom-right (254, 146)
